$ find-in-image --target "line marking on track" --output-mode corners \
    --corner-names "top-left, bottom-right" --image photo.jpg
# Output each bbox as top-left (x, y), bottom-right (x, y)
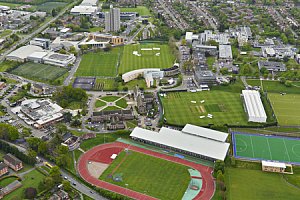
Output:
top-left (266, 138), bottom-right (273, 160)
top-left (250, 136), bottom-right (255, 158)
top-left (282, 138), bottom-right (291, 162)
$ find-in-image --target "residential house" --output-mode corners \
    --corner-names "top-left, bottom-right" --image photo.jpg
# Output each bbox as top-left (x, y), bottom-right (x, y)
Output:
top-left (3, 154), bottom-right (23, 171)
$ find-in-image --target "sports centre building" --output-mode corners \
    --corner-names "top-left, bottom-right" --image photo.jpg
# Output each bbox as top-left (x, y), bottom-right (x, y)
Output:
top-left (130, 124), bottom-right (230, 161)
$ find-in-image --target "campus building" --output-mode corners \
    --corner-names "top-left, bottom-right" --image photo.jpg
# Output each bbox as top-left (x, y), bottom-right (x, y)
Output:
top-left (130, 124), bottom-right (230, 161)
top-left (241, 90), bottom-right (267, 123)
top-left (6, 45), bottom-right (43, 62)
top-left (261, 160), bottom-right (291, 173)
top-left (105, 5), bottom-right (120, 32)
top-left (29, 38), bottom-right (50, 49)
top-left (258, 61), bottom-right (286, 72)
top-left (3, 154), bottom-right (23, 171)
top-left (0, 163), bottom-right (8, 177)
top-left (87, 33), bottom-right (124, 45)
top-left (43, 52), bottom-right (76, 67)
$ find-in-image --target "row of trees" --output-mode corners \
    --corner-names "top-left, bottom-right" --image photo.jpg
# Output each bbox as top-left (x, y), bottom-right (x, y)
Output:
top-left (53, 86), bottom-right (88, 108)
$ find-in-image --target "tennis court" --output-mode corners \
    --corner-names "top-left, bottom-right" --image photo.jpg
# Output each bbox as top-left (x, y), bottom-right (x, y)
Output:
top-left (232, 132), bottom-right (300, 164)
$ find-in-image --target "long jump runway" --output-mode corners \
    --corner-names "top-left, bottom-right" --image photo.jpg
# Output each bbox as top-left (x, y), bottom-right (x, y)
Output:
top-left (77, 142), bottom-right (215, 200)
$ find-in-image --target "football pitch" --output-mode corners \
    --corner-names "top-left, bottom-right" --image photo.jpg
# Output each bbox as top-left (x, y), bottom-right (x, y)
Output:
top-left (76, 48), bottom-right (120, 77)
top-left (118, 43), bottom-right (175, 74)
top-left (267, 93), bottom-right (300, 126)
top-left (10, 63), bottom-right (67, 82)
top-left (100, 151), bottom-right (190, 200)
top-left (161, 91), bottom-right (248, 126)
top-left (232, 132), bottom-right (300, 164)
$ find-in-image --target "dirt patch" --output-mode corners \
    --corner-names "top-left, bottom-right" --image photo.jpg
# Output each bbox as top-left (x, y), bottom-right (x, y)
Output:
top-left (87, 161), bottom-right (109, 178)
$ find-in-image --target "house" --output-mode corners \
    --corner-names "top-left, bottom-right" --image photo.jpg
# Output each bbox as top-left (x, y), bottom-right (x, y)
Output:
top-left (261, 160), bottom-right (292, 174)
top-left (0, 163), bottom-right (8, 177)
top-left (258, 61), bottom-right (286, 72)
top-left (91, 110), bottom-right (134, 124)
top-left (3, 153), bottom-right (23, 171)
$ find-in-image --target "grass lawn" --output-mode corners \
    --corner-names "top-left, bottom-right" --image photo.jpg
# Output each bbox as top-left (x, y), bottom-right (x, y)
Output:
top-left (0, 30), bottom-right (12, 38)
top-left (119, 79), bottom-right (147, 90)
top-left (100, 151), bottom-right (190, 200)
top-left (95, 100), bottom-right (106, 108)
top-left (206, 56), bottom-right (215, 70)
top-left (76, 48), bottom-right (120, 77)
top-left (4, 169), bottom-right (45, 200)
top-left (100, 96), bottom-right (120, 102)
top-left (126, 120), bottom-right (138, 129)
top-left (119, 43), bottom-right (175, 74)
top-left (80, 131), bottom-right (131, 151)
top-left (0, 177), bottom-right (18, 187)
top-left (0, 2), bottom-right (22, 8)
top-left (226, 168), bottom-right (300, 200)
top-left (267, 93), bottom-right (300, 126)
top-left (115, 98), bottom-right (127, 108)
top-left (246, 80), bottom-right (300, 94)
top-left (94, 78), bottom-right (117, 91)
top-left (10, 62), bottom-right (68, 84)
top-left (120, 6), bottom-right (151, 16)
top-left (37, 2), bottom-right (67, 13)
top-left (161, 90), bottom-right (248, 126)
top-left (74, 149), bottom-right (83, 161)
top-left (0, 61), bottom-right (19, 72)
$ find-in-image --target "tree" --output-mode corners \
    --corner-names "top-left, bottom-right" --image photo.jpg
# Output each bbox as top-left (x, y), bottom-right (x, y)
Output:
top-left (63, 112), bottom-right (72, 123)
top-left (24, 187), bottom-right (37, 199)
top-left (38, 142), bottom-right (47, 155)
top-left (51, 9), bottom-right (58, 17)
top-left (26, 138), bottom-right (42, 151)
top-left (285, 80), bottom-right (292, 87)
top-left (220, 68), bottom-right (229, 75)
top-left (216, 170), bottom-right (225, 182)
top-left (63, 180), bottom-right (71, 191)
top-left (27, 149), bottom-right (37, 161)
top-left (181, 39), bottom-right (186, 46)
top-left (0, 123), bottom-right (19, 141)
top-left (214, 160), bottom-right (225, 176)
top-left (49, 166), bottom-right (62, 184)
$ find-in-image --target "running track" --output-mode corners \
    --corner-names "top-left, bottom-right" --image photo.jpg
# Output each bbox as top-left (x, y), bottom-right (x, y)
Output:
top-left (77, 142), bottom-right (215, 200)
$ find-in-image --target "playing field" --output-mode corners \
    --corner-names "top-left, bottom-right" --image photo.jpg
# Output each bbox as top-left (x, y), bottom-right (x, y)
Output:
top-left (267, 93), bottom-right (300, 126)
top-left (76, 48), bottom-right (120, 77)
top-left (100, 151), bottom-right (190, 200)
top-left (37, 2), bottom-right (67, 13)
top-left (226, 168), bottom-right (300, 200)
top-left (119, 43), bottom-right (175, 74)
top-left (10, 63), bottom-right (68, 82)
top-left (161, 91), bottom-right (248, 126)
top-left (233, 132), bottom-right (300, 164)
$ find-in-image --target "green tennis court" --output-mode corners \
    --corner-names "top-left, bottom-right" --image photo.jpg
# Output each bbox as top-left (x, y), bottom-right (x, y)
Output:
top-left (233, 132), bottom-right (300, 164)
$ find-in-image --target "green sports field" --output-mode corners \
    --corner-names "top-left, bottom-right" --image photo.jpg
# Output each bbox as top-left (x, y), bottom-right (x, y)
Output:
top-left (10, 63), bottom-right (68, 82)
top-left (100, 151), bottom-right (190, 200)
top-left (119, 43), bottom-right (175, 74)
top-left (233, 133), bottom-right (300, 163)
top-left (161, 91), bottom-right (248, 126)
top-left (226, 168), bottom-right (300, 200)
top-left (267, 93), bottom-right (300, 126)
top-left (76, 48), bottom-right (120, 77)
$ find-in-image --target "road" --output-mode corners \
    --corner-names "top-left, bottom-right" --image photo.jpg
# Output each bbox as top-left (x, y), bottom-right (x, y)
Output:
top-left (64, 56), bottom-right (81, 86)
top-left (0, 0), bottom-right (81, 62)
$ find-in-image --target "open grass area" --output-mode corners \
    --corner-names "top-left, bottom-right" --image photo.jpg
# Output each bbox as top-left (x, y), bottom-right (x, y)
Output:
top-left (126, 120), bottom-right (138, 129)
top-left (100, 95), bottom-right (120, 102)
top-left (37, 2), bottom-right (67, 13)
top-left (10, 62), bottom-right (68, 84)
top-left (0, 2), bottom-right (22, 8)
top-left (120, 6), bottom-right (151, 16)
top-left (161, 90), bottom-right (248, 126)
top-left (100, 151), bottom-right (190, 200)
top-left (0, 61), bottom-right (19, 72)
top-left (267, 93), bottom-right (300, 126)
top-left (0, 177), bottom-right (17, 187)
top-left (119, 79), bottom-right (147, 90)
top-left (233, 132), bottom-right (300, 163)
top-left (246, 79), bottom-right (300, 94)
top-left (80, 131), bottom-right (131, 151)
top-left (94, 78), bottom-right (117, 91)
top-left (115, 98), bottom-right (128, 108)
top-left (76, 48), bottom-right (120, 77)
top-left (119, 43), bottom-right (175, 74)
top-left (3, 169), bottom-right (45, 200)
top-left (95, 100), bottom-right (106, 108)
top-left (226, 168), bottom-right (300, 200)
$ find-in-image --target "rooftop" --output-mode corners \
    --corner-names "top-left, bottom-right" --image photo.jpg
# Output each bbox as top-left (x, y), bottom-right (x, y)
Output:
top-left (7, 45), bottom-right (43, 60)
top-left (182, 124), bottom-right (228, 142)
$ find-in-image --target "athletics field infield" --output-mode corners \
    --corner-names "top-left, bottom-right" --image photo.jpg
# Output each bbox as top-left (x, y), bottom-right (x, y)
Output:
top-left (232, 132), bottom-right (300, 164)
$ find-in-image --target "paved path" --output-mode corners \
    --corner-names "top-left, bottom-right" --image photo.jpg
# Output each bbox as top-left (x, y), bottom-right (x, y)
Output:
top-left (78, 142), bottom-right (215, 200)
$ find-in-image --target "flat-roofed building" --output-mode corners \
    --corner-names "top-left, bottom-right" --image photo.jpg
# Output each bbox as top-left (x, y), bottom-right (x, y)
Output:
top-left (242, 90), bottom-right (267, 123)
top-left (29, 38), bottom-right (50, 49)
top-left (81, 0), bottom-right (98, 6)
top-left (182, 124), bottom-right (228, 142)
top-left (70, 6), bottom-right (98, 16)
top-left (258, 61), bottom-right (286, 72)
top-left (219, 44), bottom-right (233, 61)
top-left (88, 33), bottom-right (124, 45)
top-left (130, 125), bottom-right (230, 161)
top-left (262, 160), bottom-right (287, 173)
top-left (6, 45), bottom-right (43, 62)
top-left (43, 52), bottom-right (75, 67)
top-left (27, 51), bottom-right (48, 63)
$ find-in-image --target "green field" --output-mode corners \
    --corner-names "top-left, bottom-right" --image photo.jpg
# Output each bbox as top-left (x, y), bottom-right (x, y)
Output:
top-left (100, 151), bottom-right (190, 200)
top-left (119, 44), bottom-right (175, 74)
top-left (10, 63), bottom-right (68, 83)
top-left (268, 93), bottom-right (300, 126)
top-left (94, 78), bottom-right (117, 91)
top-left (3, 169), bottom-right (45, 200)
top-left (233, 133), bottom-right (300, 163)
top-left (95, 100), bottom-right (106, 108)
top-left (0, 177), bottom-right (17, 187)
top-left (76, 48), bottom-right (120, 77)
top-left (226, 168), bottom-right (300, 200)
top-left (37, 2), bottom-right (67, 13)
top-left (120, 6), bottom-right (151, 16)
top-left (161, 91), bottom-right (248, 126)
top-left (115, 98), bottom-right (128, 108)
top-left (246, 80), bottom-right (300, 94)
top-left (100, 95), bottom-right (120, 102)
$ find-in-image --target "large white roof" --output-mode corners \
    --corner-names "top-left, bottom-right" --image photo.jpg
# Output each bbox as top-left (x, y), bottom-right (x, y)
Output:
top-left (182, 124), bottom-right (228, 142)
top-left (7, 45), bottom-right (43, 60)
top-left (71, 6), bottom-right (97, 14)
top-left (219, 45), bottom-right (232, 59)
top-left (185, 32), bottom-right (193, 41)
top-left (81, 0), bottom-right (98, 6)
top-left (242, 90), bottom-right (267, 122)
top-left (130, 127), bottom-right (230, 161)
top-left (262, 160), bottom-right (286, 168)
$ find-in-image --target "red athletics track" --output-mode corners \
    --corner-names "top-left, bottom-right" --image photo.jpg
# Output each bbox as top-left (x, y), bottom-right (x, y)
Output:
top-left (77, 142), bottom-right (215, 200)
